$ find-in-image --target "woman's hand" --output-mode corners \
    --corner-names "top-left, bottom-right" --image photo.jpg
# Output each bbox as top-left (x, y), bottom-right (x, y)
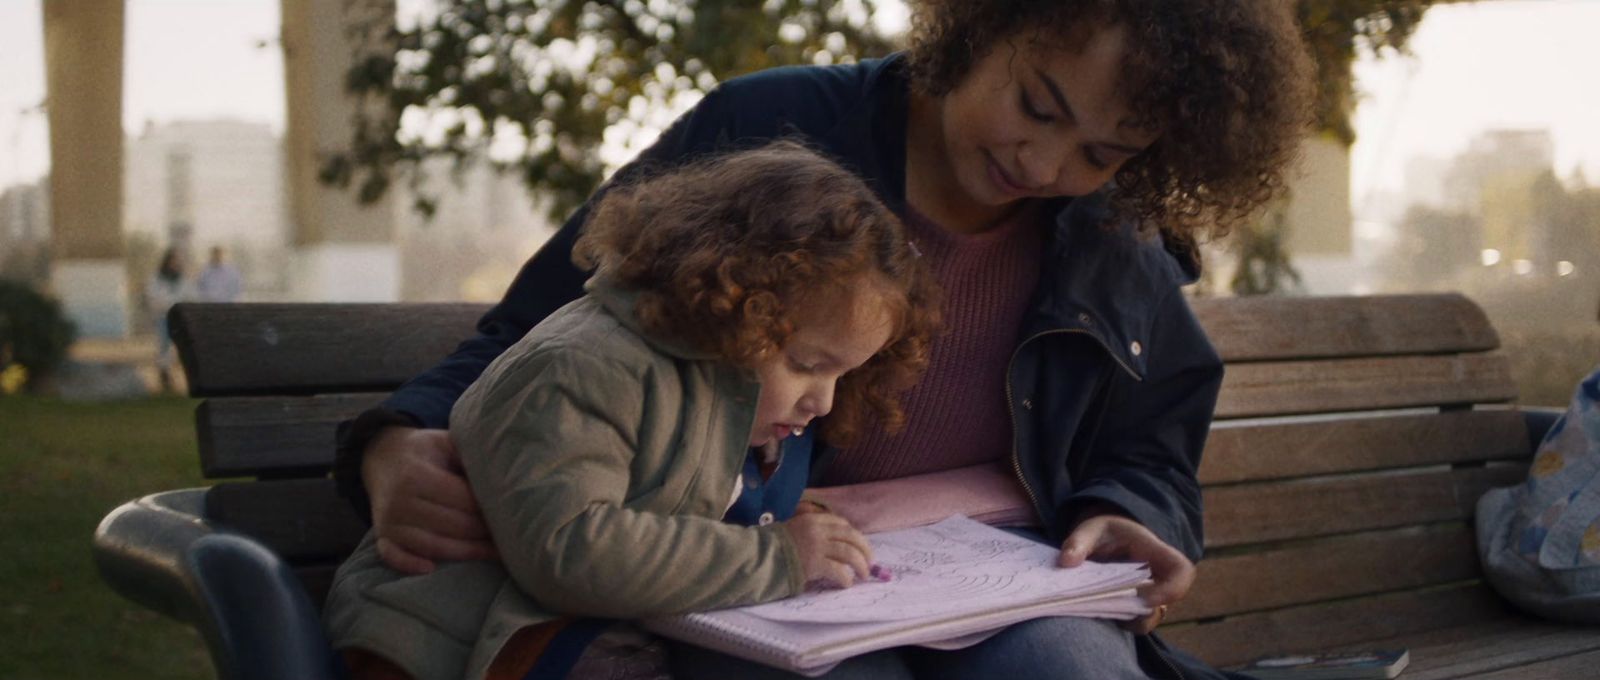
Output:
top-left (1059, 509), bottom-right (1196, 635)
top-left (782, 511), bottom-right (874, 589)
top-left (362, 425), bottom-right (498, 574)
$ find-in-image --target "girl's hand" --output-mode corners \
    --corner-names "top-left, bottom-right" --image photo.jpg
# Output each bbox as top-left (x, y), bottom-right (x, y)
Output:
top-left (363, 426), bottom-right (498, 574)
top-left (1059, 509), bottom-right (1196, 635)
top-left (794, 499), bottom-right (830, 515)
top-left (782, 511), bottom-right (874, 589)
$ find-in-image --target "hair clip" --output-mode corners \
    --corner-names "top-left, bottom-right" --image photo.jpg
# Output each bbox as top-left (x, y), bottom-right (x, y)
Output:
top-left (907, 240), bottom-right (922, 258)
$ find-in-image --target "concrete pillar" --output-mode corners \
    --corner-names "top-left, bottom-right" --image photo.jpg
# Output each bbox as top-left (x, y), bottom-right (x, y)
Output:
top-left (280, 0), bottom-right (400, 302)
top-left (43, 0), bottom-right (128, 337)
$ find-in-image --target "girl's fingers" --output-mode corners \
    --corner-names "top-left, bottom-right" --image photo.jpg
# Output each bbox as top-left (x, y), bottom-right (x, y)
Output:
top-left (826, 536), bottom-right (873, 581)
top-left (832, 524), bottom-right (874, 562)
top-left (833, 560), bottom-right (859, 588)
top-left (794, 500), bottom-right (828, 515)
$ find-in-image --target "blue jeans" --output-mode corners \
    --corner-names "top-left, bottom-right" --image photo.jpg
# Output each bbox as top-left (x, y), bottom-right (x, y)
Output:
top-left (668, 616), bottom-right (1148, 679)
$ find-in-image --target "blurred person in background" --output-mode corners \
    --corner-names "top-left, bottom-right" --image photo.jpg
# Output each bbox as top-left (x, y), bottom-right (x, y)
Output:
top-left (196, 245), bottom-right (243, 303)
top-left (145, 247), bottom-right (193, 392)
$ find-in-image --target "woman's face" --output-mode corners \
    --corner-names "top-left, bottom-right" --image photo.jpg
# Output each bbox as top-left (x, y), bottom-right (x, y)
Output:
top-left (933, 24), bottom-right (1159, 210)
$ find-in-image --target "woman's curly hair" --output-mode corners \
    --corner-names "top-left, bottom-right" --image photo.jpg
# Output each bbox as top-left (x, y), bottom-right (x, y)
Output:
top-left (573, 140), bottom-right (941, 446)
top-left (905, 0), bottom-right (1315, 253)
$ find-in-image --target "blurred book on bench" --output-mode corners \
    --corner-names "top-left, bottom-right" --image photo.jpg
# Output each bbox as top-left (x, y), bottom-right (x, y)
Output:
top-left (644, 515), bottom-right (1149, 677)
top-left (1232, 649), bottom-right (1411, 680)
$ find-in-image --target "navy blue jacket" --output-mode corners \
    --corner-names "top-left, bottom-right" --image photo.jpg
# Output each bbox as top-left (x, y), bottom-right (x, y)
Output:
top-left (339, 54), bottom-right (1231, 679)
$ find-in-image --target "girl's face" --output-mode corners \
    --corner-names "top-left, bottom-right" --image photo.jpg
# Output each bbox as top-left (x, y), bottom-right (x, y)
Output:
top-left (931, 24), bottom-right (1160, 212)
top-left (748, 281), bottom-right (897, 447)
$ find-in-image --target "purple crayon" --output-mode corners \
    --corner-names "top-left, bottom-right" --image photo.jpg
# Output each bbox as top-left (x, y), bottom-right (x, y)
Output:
top-left (869, 563), bottom-right (894, 582)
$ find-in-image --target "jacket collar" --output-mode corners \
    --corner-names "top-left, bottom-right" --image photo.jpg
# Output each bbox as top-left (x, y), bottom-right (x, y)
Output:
top-left (583, 273), bottom-right (722, 362)
top-left (1023, 192), bottom-right (1198, 380)
top-left (814, 54), bottom-right (911, 216)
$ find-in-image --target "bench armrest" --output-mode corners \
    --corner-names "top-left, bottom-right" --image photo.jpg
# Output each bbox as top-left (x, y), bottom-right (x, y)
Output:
top-left (93, 489), bottom-right (343, 680)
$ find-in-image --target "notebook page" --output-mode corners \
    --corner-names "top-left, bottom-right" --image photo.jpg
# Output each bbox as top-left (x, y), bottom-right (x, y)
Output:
top-left (739, 515), bottom-right (1149, 624)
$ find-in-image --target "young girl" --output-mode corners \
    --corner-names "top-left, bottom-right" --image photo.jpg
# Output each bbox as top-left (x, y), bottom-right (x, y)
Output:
top-left (340, 0), bottom-right (1315, 677)
top-left (323, 141), bottom-right (940, 680)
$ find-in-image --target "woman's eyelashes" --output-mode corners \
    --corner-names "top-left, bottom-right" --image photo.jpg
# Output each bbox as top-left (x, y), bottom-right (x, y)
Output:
top-left (1019, 88), bottom-right (1053, 123)
top-left (1020, 86), bottom-right (1109, 170)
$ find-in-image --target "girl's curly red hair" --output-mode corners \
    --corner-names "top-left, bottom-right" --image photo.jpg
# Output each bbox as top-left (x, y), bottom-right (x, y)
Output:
top-left (573, 140), bottom-right (941, 446)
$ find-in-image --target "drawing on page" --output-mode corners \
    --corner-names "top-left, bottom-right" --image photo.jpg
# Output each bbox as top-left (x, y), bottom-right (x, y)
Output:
top-left (736, 516), bottom-right (1146, 624)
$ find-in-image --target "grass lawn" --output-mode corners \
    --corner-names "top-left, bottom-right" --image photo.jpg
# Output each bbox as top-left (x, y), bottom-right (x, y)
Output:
top-left (0, 396), bottom-right (214, 680)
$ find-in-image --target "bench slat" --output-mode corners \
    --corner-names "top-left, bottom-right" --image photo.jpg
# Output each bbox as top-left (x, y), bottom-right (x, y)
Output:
top-left (1192, 293), bottom-right (1498, 362)
top-left (1203, 464), bottom-right (1525, 548)
top-left (1461, 648), bottom-right (1600, 680)
top-left (198, 394), bottom-right (385, 478)
top-left (206, 479), bottom-right (366, 561)
top-left (1215, 353), bottom-right (1516, 419)
top-left (194, 384), bottom-right (1528, 481)
top-left (1393, 620), bottom-right (1600, 680)
top-left (1159, 583), bottom-right (1512, 668)
top-left (1200, 410), bottom-right (1529, 484)
top-left (1172, 524), bottom-right (1480, 623)
top-left (169, 294), bottom-right (1495, 397)
top-left (171, 302), bottom-right (491, 397)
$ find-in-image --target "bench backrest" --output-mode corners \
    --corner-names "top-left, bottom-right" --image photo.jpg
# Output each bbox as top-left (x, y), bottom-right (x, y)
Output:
top-left (170, 293), bottom-right (1531, 666)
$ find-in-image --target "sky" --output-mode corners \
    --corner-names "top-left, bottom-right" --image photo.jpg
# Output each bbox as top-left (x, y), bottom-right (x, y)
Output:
top-left (1, 0), bottom-right (1596, 205)
top-left (1348, 0), bottom-right (1600, 207)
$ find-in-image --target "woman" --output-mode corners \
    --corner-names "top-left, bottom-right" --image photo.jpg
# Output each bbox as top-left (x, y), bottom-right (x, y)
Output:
top-left (145, 247), bottom-right (192, 392)
top-left (335, 1), bottom-right (1313, 677)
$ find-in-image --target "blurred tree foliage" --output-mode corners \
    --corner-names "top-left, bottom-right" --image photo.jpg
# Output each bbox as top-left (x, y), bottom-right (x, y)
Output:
top-left (1298, 0), bottom-right (1465, 145)
top-left (325, 0), bottom-right (893, 220)
top-left (323, 0), bottom-right (1468, 297)
top-left (0, 280), bottom-right (76, 393)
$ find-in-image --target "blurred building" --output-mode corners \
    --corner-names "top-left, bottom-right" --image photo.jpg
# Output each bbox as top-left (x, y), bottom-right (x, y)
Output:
top-left (1446, 129), bottom-right (1555, 264)
top-left (394, 158), bottom-right (555, 303)
top-left (125, 120), bottom-right (286, 249)
top-left (1282, 136), bottom-right (1359, 294)
top-left (1443, 130), bottom-right (1554, 213)
top-left (125, 120), bottom-right (290, 298)
top-left (0, 179), bottom-right (51, 284)
top-left (0, 181), bottom-right (49, 251)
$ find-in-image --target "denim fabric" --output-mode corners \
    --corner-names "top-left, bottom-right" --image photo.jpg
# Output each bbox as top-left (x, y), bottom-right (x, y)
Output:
top-left (667, 617), bottom-right (1144, 680)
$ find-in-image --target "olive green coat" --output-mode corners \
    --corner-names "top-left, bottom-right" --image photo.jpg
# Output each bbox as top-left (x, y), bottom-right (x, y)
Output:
top-left (322, 278), bottom-right (806, 680)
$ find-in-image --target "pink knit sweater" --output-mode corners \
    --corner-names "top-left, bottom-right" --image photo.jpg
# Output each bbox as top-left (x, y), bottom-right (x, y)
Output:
top-left (821, 204), bottom-right (1044, 485)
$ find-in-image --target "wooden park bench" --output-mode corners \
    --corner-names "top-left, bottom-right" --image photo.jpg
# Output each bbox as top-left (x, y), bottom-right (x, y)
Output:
top-left (95, 293), bottom-right (1600, 680)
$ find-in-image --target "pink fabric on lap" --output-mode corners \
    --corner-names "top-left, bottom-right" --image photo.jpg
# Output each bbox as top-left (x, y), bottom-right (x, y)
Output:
top-left (804, 461), bottom-right (1039, 534)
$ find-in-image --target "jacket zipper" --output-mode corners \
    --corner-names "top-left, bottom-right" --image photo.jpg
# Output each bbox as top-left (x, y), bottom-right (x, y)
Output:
top-left (1003, 326), bottom-right (1142, 522)
top-left (1005, 327), bottom-right (1189, 680)
top-left (1156, 643), bottom-right (1189, 680)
